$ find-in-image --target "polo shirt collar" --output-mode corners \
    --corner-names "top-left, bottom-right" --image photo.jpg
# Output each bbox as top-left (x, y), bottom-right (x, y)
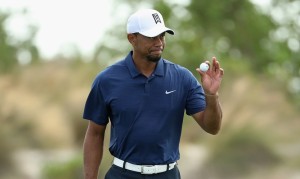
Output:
top-left (125, 51), bottom-right (164, 78)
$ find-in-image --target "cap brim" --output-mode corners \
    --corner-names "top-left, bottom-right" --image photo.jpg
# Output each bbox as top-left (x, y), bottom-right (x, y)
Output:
top-left (140, 26), bottom-right (175, 37)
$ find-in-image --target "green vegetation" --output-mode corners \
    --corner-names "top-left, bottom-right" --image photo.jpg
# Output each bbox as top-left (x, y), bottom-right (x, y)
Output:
top-left (0, 0), bottom-right (299, 178)
top-left (41, 155), bottom-right (83, 179)
top-left (0, 10), bottom-right (39, 73)
top-left (99, 0), bottom-right (300, 107)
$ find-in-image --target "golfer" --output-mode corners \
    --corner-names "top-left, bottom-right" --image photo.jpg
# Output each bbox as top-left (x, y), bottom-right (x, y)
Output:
top-left (83, 8), bottom-right (224, 179)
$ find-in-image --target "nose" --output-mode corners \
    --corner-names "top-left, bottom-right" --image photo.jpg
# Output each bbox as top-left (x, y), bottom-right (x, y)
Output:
top-left (153, 36), bottom-right (163, 46)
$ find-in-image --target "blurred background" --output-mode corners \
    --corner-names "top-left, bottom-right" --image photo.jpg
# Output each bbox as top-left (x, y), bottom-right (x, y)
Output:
top-left (0, 0), bottom-right (300, 178)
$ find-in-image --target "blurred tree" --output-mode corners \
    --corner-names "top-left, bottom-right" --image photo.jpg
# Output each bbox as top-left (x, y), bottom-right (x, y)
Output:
top-left (0, 12), bottom-right (18, 72)
top-left (267, 0), bottom-right (300, 103)
top-left (94, 0), bottom-right (296, 70)
top-left (93, 0), bottom-right (299, 106)
top-left (0, 10), bottom-right (40, 73)
top-left (182, 0), bottom-right (278, 69)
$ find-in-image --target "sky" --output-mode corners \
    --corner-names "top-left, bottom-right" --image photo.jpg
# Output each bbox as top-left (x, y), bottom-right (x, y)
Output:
top-left (0, 0), bottom-right (114, 59)
top-left (0, 0), bottom-right (273, 59)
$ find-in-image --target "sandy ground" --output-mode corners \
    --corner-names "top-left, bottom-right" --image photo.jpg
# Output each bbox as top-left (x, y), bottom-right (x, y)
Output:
top-left (179, 144), bottom-right (208, 179)
top-left (12, 142), bottom-right (300, 179)
top-left (13, 143), bottom-right (207, 179)
top-left (14, 144), bottom-right (206, 179)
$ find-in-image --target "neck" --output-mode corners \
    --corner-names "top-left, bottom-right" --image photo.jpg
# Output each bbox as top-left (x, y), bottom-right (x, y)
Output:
top-left (132, 52), bottom-right (157, 77)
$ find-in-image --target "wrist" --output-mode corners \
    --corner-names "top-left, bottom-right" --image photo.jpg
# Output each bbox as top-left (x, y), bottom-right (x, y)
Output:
top-left (205, 92), bottom-right (219, 96)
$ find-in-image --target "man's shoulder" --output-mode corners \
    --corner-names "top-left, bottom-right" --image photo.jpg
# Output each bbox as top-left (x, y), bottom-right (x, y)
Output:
top-left (93, 58), bottom-right (127, 82)
top-left (162, 58), bottom-right (190, 73)
top-left (101, 58), bottom-right (126, 73)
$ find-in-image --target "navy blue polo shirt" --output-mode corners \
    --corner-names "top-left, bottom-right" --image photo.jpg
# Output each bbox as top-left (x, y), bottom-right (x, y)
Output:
top-left (83, 51), bottom-right (206, 165)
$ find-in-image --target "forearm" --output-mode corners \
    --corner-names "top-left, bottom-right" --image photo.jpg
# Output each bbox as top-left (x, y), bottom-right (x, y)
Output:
top-left (83, 130), bottom-right (104, 179)
top-left (202, 93), bottom-right (222, 134)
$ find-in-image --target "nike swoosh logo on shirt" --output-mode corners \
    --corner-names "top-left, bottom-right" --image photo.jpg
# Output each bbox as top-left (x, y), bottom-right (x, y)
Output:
top-left (165, 90), bottom-right (176, 94)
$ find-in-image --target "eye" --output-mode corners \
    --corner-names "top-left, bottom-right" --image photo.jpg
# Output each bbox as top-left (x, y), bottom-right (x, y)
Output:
top-left (159, 33), bottom-right (165, 40)
top-left (147, 36), bottom-right (158, 41)
top-left (146, 33), bottom-right (165, 41)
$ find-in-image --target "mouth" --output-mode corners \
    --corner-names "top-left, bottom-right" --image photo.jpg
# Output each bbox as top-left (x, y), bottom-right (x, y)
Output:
top-left (150, 48), bottom-right (163, 56)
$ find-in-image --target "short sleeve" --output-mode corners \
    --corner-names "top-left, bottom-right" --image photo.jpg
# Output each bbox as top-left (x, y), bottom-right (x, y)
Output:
top-left (83, 77), bottom-right (109, 125)
top-left (185, 71), bottom-right (206, 115)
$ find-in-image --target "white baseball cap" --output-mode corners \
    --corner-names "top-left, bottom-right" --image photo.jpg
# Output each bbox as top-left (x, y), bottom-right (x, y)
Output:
top-left (127, 9), bottom-right (175, 37)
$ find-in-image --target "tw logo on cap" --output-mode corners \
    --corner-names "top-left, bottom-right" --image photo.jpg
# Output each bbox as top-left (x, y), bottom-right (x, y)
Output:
top-left (152, 13), bottom-right (162, 24)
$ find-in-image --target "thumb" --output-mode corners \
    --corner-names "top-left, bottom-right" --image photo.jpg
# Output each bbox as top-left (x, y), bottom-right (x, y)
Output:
top-left (196, 68), bottom-right (206, 77)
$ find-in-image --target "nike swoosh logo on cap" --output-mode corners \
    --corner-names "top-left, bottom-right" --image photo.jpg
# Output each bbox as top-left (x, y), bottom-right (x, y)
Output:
top-left (165, 90), bottom-right (176, 94)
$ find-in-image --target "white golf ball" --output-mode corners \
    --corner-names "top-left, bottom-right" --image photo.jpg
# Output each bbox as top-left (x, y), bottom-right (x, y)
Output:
top-left (200, 63), bottom-right (209, 72)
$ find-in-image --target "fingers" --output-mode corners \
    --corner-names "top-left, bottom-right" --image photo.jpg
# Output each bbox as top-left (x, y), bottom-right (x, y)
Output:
top-left (203, 57), bottom-right (219, 73)
top-left (220, 67), bottom-right (224, 75)
top-left (204, 60), bottom-right (211, 72)
top-left (219, 68), bottom-right (224, 79)
top-left (212, 57), bottom-right (220, 72)
top-left (197, 57), bottom-right (223, 76)
top-left (196, 68), bottom-right (205, 77)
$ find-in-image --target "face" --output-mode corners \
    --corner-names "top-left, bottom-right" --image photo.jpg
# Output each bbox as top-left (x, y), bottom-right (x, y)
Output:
top-left (129, 32), bottom-right (166, 63)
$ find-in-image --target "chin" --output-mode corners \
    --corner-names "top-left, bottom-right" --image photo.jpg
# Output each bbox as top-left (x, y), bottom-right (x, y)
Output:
top-left (146, 55), bottom-right (161, 63)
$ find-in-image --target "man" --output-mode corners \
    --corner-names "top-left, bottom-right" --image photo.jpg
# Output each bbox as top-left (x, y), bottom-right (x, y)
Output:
top-left (83, 9), bottom-right (224, 179)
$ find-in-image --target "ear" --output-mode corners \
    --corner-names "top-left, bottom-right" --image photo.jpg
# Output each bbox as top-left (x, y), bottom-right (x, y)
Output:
top-left (127, 34), bottom-right (136, 45)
